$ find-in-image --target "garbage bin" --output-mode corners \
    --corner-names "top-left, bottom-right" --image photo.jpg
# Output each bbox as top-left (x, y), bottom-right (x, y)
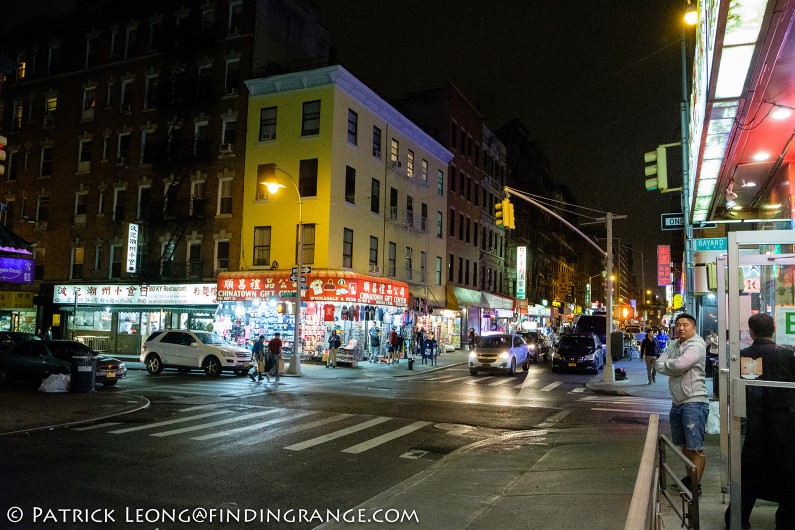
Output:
top-left (70, 355), bottom-right (97, 392)
top-left (610, 332), bottom-right (624, 361)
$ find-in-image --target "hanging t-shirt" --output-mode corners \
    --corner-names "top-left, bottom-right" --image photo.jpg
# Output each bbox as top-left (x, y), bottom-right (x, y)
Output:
top-left (341, 306), bottom-right (349, 320)
top-left (353, 305), bottom-right (360, 321)
top-left (323, 304), bottom-right (335, 322)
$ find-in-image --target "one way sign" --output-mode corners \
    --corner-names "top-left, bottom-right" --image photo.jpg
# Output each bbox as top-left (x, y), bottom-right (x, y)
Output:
top-left (661, 213), bottom-right (684, 230)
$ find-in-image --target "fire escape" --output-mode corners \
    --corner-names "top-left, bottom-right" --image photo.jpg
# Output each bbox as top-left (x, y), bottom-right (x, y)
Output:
top-left (135, 12), bottom-right (219, 283)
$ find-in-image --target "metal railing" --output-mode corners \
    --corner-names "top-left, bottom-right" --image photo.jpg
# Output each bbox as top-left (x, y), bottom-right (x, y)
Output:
top-left (625, 414), bottom-right (660, 530)
top-left (658, 435), bottom-right (700, 529)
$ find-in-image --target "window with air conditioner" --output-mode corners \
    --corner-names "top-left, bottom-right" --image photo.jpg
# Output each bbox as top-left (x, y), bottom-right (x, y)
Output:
top-left (259, 106), bottom-right (277, 141)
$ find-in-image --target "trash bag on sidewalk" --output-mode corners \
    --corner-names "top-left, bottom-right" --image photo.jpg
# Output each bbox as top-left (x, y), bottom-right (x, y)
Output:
top-left (706, 400), bottom-right (720, 434)
top-left (38, 374), bottom-right (70, 393)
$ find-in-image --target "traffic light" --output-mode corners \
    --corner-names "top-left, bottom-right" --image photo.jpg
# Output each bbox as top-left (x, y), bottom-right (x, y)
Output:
top-left (644, 146), bottom-right (668, 191)
top-left (495, 198), bottom-right (515, 229)
top-left (0, 134), bottom-right (7, 178)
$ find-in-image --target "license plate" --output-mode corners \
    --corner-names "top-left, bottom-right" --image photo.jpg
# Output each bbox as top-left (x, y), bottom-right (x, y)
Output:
top-left (107, 372), bottom-right (115, 378)
top-left (243, 362), bottom-right (250, 367)
top-left (567, 363), bottom-right (576, 367)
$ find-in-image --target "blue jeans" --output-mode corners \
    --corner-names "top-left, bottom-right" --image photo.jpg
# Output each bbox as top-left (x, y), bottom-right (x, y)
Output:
top-left (669, 401), bottom-right (709, 451)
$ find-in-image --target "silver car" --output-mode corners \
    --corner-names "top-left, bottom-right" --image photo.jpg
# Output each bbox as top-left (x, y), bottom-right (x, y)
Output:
top-left (468, 333), bottom-right (530, 376)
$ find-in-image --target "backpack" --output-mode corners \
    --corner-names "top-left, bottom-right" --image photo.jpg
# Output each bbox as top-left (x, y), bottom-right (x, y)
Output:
top-left (615, 368), bottom-right (627, 381)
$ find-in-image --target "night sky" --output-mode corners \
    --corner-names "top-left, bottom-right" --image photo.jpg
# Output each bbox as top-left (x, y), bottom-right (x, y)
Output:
top-left (314, 0), bottom-right (690, 286)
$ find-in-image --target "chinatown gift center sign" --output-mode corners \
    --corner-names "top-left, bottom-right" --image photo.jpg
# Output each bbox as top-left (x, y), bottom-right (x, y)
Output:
top-left (53, 283), bottom-right (218, 305)
top-left (217, 271), bottom-right (409, 308)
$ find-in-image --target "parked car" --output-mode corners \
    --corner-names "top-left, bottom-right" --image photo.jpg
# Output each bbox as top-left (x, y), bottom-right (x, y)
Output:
top-left (140, 330), bottom-right (252, 377)
top-left (468, 333), bottom-right (530, 376)
top-left (0, 332), bottom-right (42, 353)
top-left (519, 331), bottom-right (549, 363)
top-left (0, 340), bottom-right (70, 385)
top-left (45, 340), bottom-right (127, 387)
top-left (552, 333), bottom-right (605, 373)
top-left (574, 314), bottom-right (608, 345)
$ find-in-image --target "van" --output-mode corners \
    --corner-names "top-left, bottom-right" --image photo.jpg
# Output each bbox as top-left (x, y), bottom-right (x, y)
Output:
top-left (574, 314), bottom-right (607, 344)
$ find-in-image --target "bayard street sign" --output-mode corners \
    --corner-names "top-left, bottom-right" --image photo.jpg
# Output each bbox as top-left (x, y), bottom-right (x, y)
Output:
top-left (661, 212), bottom-right (684, 230)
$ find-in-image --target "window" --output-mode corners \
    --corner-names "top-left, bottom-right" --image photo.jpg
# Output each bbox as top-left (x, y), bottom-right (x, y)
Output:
top-left (82, 87), bottom-right (96, 120)
top-left (110, 245), bottom-right (122, 278)
top-left (369, 236), bottom-right (378, 268)
top-left (343, 228), bottom-right (353, 268)
top-left (44, 96), bottom-right (57, 127)
top-left (97, 188), bottom-right (105, 215)
top-left (218, 178), bottom-right (232, 215)
top-left (436, 211), bottom-right (443, 238)
top-left (74, 192), bottom-right (88, 220)
top-left (106, 80), bottom-right (114, 107)
top-left (121, 81), bottom-right (133, 112)
top-left (85, 34), bottom-right (99, 68)
top-left (465, 217), bottom-right (470, 243)
top-left (389, 188), bottom-right (398, 220)
top-left (113, 188), bottom-right (126, 221)
top-left (420, 251), bottom-right (427, 283)
top-left (347, 109), bottom-right (358, 145)
top-left (253, 226), bottom-right (271, 266)
top-left (406, 196), bottom-right (414, 228)
top-left (149, 20), bottom-right (162, 51)
top-left (297, 224), bottom-right (316, 265)
top-left (71, 246), bottom-right (84, 280)
top-left (194, 122), bottom-right (208, 155)
top-left (6, 151), bottom-right (18, 182)
top-left (344, 166), bottom-right (356, 204)
top-left (201, 8), bottom-right (216, 35)
top-left (421, 203), bottom-right (428, 232)
top-left (48, 44), bottom-right (61, 75)
top-left (187, 242), bottom-right (202, 278)
top-left (190, 180), bottom-right (205, 216)
top-left (124, 26), bottom-right (137, 59)
top-left (216, 240), bottom-right (230, 271)
top-left (458, 212), bottom-right (464, 240)
top-left (405, 247), bottom-right (413, 280)
top-left (78, 139), bottom-right (92, 172)
top-left (372, 126), bottom-right (381, 157)
top-left (144, 76), bottom-right (159, 110)
top-left (228, 0), bottom-right (244, 34)
top-left (137, 186), bottom-right (151, 220)
top-left (110, 29), bottom-right (117, 55)
top-left (141, 130), bottom-right (155, 164)
top-left (34, 248), bottom-right (45, 281)
top-left (407, 150), bottom-right (414, 177)
top-left (448, 167), bottom-right (455, 194)
top-left (225, 59), bottom-right (240, 95)
top-left (388, 242), bottom-right (396, 277)
top-left (36, 196), bottom-right (50, 223)
top-left (465, 259), bottom-right (470, 286)
top-left (117, 133), bottom-right (130, 162)
top-left (473, 262), bottom-right (478, 288)
top-left (449, 208), bottom-right (455, 236)
top-left (222, 118), bottom-right (237, 146)
top-left (301, 100), bottom-right (320, 136)
top-left (370, 179), bottom-right (380, 214)
top-left (40, 146), bottom-right (53, 177)
top-left (298, 158), bottom-right (318, 197)
top-left (197, 65), bottom-right (212, 98)
top-left (259, 106), bottom-right (277, 141)
top-left (435, 257), bottom-right (442, 286)
top-left (448, 253), bottom-right (454, 282)
top-left (390, 138), bottom-right (399, 162)
top-left (2, 200), bottom-right (13, 227)
top-left (421, 159), bottom-right (428, 182)
top-left (458, 256), bottom-right (463, 284)
top-left (474, 222), bottom-right (479, 247)
top-left (459, 171), bottom-right (465, 196)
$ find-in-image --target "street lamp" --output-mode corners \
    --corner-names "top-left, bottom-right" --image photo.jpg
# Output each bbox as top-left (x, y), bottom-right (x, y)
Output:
top-left (260, 164), bottom-right (303, 375)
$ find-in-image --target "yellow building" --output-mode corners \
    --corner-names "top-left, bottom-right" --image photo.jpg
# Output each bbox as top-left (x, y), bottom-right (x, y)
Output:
top-left (215, 66), bottom-right (454, 358)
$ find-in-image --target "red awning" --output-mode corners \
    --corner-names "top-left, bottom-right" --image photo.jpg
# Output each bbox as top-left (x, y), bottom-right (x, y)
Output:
top-left (217, 269), bottom-right (409, 308)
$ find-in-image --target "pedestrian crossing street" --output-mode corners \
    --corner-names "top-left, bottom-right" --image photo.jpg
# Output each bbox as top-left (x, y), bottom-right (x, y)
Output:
top-left (71, 404), bottom-right (455, 457)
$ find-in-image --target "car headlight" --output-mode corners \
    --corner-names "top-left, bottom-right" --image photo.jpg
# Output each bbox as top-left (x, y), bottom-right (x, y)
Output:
top-left (498, 351), bottom-right (509, 360)
top-left (528, 344), bottom-right (536, 350)
top-left (118, 362), bottom-right (126, 370)
top-left (468, 351), bottom-right (477, 360)
top-left (583, 354), bottom-right (596, 361)
top-left (221, 350), bottom-right (236, 358)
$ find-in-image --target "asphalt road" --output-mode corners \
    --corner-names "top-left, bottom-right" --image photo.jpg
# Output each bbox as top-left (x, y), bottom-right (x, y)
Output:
top-left (0, 364), bottom-right (668, 529)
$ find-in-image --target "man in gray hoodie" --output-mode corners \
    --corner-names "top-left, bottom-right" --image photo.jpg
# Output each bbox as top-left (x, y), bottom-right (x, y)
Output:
top-left (656, 313), bottom-right (709, 496)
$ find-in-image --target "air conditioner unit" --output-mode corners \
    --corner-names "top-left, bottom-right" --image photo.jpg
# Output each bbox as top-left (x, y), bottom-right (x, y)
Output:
top-left (115, 157), bottom-right (127, 168)
top-left (219, 143), bottom-right (233, 154)
top-left (369, 264), bottom-right (380, 274)
top-left (373, 150), bottom-right (381, 158)
top-left (261, 132), bottom-right (275, 141)
top-left (391, 160), bottom-right (402, 168)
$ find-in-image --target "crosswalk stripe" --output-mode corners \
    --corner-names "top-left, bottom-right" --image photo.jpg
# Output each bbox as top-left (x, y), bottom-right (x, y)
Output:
top-left (487, 378), bottom-right (515, 386)
top-left (540, 381), bottom-right (563, 392)
top-left (108, 410), bottom-right (230, 434)
top-left (591, 407), bottom-right (668, 416)
top-left (465, 376), bottom-right (496, 385)
top-left (143, 387), bottom-right (218, 395)
top-left (73, 422), bottom-right (122, 431)
top-left (191, 410), bottom-right (320, 441)
top-left (150, 410), bottom-right (281, 437)
top-left (234, 413), bottom-right (353, 444)
top-left (571, 387), bottom-right (586, 393)
top-left (438, 376), bottom-right (472, 384)
top-left (341, 421), bottom-right (431, 454)
top-left (420, 375), bottom-right (458, 381)
top-left (284, 417), bottom-right (391, 451)
top-left (179, 404), bottom-right (220, 412)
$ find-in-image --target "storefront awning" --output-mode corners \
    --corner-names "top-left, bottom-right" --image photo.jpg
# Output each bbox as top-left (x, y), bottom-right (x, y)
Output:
top-left (452, 286), bottom-right (484, 307)
top-left (217, 269), bottom-right (409, 308)
top-left (482, 292), bottom-right (514, 311)
top-left (0, 225), bottom-right (33, 255)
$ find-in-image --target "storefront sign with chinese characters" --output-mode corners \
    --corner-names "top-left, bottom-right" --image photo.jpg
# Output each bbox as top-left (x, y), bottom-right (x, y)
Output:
top-left (126, 223), bottom-right (139, 273)
top-left (0, 257), bottom-right (35, 285)
top-left (53, 283), bottom-right (217, 305)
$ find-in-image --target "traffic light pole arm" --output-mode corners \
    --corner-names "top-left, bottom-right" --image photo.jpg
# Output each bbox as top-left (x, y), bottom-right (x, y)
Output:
top-left (504, 187), bottom-right (608, 258)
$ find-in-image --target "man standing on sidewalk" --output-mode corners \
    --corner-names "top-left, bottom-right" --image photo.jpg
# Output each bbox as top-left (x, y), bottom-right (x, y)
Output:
top-left (640, 329), bottom-right (659, 384)
top-left (656, 313), bottom-right (709, 497)
top-left (725, 313), bottom-right (795, 530)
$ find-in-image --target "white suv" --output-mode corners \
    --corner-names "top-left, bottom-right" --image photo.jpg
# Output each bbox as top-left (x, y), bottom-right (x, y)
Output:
top-left (140, 330), bottom-right (251, 377)
top-left (468, 333), bottom-right (530, 376)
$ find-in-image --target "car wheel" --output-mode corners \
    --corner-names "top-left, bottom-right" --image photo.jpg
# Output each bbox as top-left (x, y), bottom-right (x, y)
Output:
top-left (508, 358), bottom-right (516, 376)
top-left (469, 369), bottom-right (478, 376)
top-left (523, 357), bottom-right (530, 371)
top-left (102, 380), bottom-right (118, 387)
top-left (203, 356), bottom-right (222, 377)
top-left (145, 354), bottom-right (163, 375)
